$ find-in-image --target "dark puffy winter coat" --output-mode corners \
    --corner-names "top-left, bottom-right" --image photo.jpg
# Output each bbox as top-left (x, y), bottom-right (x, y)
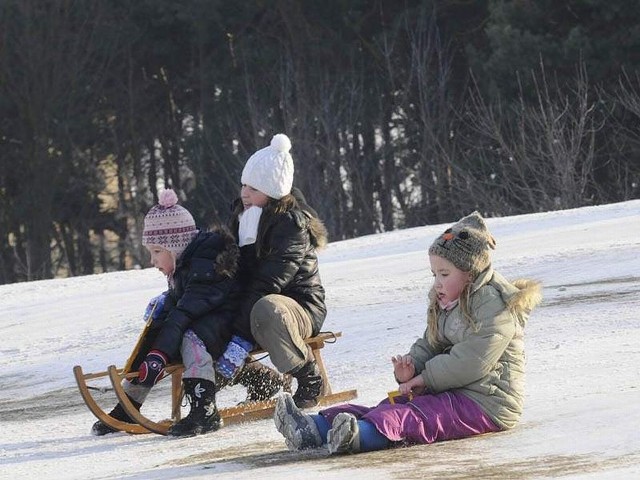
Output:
top-left (132, 228), bottom-right (240, 366)
top-left (229, 188), bottom-right (327, 345)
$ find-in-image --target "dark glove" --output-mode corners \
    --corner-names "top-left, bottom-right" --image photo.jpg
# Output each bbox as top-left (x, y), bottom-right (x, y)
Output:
top-left (143, 292), bottom-right (168, 323)
top-left (216, 335), bottom-right (254, 380)
top-left (138, 350), bottom-right (168, 387)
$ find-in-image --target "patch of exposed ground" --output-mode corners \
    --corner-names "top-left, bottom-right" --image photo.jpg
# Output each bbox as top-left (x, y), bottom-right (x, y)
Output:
top-left (542, 276), bottom-right (640, 307)
top-left (164, 436), bottom-right (640, 479)
top-left (0, 387), bottom-right (86, 422)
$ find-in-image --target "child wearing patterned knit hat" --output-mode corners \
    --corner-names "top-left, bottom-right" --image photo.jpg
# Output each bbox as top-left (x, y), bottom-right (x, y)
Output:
top-left (274, 211), bottom-right (543, 455)
top-left (91, 189), bottom-right (240, 437)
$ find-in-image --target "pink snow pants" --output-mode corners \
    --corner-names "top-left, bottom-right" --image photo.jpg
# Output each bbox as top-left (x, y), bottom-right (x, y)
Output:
top-left (320, 390), bottom-right (500, 445)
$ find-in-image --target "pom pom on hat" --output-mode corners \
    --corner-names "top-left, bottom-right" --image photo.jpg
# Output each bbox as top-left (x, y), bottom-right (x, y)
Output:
top-left (241, 133), bottom-right (294, 199)
top-left (270, 133), bottom-right (292, 153)
top-left (428, 211), bottom-right (496, 275)
top-left (142, 189), bottom-right (197, 258)
top-left (158, 189), bottom-right (179, 208)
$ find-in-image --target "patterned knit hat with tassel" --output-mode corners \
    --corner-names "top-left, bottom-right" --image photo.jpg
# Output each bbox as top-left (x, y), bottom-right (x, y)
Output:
top-left (142, 189), bottom-right (197, 258)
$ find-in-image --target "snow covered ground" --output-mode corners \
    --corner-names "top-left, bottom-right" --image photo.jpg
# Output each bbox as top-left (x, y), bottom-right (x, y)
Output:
top-left (1, 200), bottom-right (639, 479)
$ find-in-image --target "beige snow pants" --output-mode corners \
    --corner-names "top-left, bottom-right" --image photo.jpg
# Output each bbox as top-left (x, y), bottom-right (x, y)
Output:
top-left (249, 294), bottom-right (314, 374)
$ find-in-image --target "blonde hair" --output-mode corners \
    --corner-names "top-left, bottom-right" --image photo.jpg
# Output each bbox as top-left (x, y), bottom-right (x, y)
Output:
top-left (426, 282), bottom-right (479, 347)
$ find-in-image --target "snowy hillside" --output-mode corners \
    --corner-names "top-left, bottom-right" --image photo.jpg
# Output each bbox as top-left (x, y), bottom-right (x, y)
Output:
top-left (1, 201), bottom-right (640, 479)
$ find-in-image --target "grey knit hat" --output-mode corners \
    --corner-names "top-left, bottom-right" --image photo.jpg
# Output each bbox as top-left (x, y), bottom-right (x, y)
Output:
top-left (428, 211), bottom-right (496, 274)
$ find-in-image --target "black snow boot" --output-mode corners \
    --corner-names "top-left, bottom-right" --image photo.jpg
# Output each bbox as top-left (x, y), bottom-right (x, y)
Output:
top-left (236, 361), bottom-right (289, 404)
top-left (292, 360), bottom-right (323, 409)
top-left (91, 396), bottom-right (142, 436)
top-left (168, 378), bottom-right (221, 437)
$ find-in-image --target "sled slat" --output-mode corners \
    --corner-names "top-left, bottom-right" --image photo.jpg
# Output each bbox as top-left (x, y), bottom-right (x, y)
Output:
top-left (219, 389), bottom-right (359, 426)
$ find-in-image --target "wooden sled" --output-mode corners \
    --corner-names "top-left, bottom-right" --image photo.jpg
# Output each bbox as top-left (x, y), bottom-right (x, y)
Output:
top-left (75, 331), bottom-right (358, 435)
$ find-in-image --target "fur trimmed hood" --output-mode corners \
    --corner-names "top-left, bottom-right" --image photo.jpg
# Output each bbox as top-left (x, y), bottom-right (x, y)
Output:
top-left (261, 190), bottom-right (328, 249)
top-left (471, 268), bottom-right (543, 327)
top-left (209, 226), bottom-right (240, 278)
top-left (177, 227), bottom-right (239, 280)
top-left (508, 278), bottom-right (543, 320)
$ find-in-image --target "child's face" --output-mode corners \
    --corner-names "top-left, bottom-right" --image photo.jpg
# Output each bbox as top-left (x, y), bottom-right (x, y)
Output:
top-left (146, 245), bottom-right (175, 276)
top-left (240, 184), bottom-right (269, 209)
top-left (429, 254), bottom-right (472, 307)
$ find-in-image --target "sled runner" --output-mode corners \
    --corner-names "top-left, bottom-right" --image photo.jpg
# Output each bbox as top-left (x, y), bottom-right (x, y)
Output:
top-left (75, 331), bottom-right (358, 435)
top-left (73, 365), bottom-right (152, 434)
top-left (73, 304), bottom-right (160, 434)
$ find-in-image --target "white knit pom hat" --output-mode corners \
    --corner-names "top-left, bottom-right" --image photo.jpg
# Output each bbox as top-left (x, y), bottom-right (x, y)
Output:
top-left (241, 133), bottom-right (294, 199)
top-left (142, 189), bottom-right (197, 258)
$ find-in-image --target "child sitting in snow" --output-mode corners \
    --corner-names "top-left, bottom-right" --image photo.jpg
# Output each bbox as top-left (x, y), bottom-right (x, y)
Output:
top-left (274, 211), bottom-right (542, 454)
top-left (91, 189), bottom-right (239, 437)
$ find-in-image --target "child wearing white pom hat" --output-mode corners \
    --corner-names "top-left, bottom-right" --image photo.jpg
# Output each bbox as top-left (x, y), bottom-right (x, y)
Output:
top-left (240, 133), bottom-right (294, 200)
top-left (216, 133), bottom-right (329, 409)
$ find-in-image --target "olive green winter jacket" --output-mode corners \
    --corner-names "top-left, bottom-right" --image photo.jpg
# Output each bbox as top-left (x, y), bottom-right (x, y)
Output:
top-left (409, 267), bottom-right (542, 430)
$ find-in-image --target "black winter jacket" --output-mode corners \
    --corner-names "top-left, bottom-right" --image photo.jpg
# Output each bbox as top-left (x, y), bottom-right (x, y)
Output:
top-left (132, 228), bottom-right (240, 367)
top-left (229, 189), bottom-right (327, 345)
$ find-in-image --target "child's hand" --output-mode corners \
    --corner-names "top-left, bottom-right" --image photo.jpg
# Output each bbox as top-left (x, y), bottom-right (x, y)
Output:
top-left (138, 350), bottom-right (168, 387)
top-left (398, 375), bottom-right (426, 396)
top-left (144, 292), bottom-right (167, 323)
top-left (392, 354), bottom-right (415, 383)
top-left (216, 335), bottom-right (253, 380)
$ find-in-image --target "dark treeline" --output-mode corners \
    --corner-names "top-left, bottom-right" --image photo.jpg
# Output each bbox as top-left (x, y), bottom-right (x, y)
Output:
top-left (1, 0), bottom-right (639, 284)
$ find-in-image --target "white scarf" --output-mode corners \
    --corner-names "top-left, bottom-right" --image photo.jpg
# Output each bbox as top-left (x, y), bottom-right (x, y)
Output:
top-left (238, 206), bottom-right (263, 247)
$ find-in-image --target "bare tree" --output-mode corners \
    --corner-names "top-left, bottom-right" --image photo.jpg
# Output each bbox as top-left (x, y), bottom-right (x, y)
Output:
top-left (462, 61), bottom-right (602, 213)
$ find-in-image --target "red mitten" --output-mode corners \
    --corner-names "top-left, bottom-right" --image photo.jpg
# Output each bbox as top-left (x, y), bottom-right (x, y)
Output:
top-left (138, 350), bottom-right (168, 387)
